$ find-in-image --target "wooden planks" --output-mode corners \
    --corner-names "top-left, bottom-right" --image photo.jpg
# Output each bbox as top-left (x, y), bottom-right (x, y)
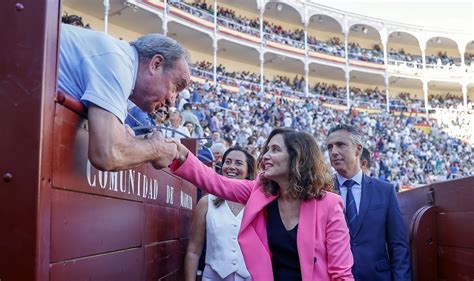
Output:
top-left (50, 248), bottom-right (144, 281)
top-left (50, 189), bottom-right (144, 262)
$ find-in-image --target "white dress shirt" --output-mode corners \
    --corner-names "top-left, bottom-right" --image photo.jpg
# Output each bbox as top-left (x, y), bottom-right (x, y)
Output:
top-left (336, 170), bottom-right (363, 213)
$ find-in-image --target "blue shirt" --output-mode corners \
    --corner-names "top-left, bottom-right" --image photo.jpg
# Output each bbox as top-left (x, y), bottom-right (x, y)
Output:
top-left (337, 170), bottom-right (363, 213)
top-left (125, 105), bottom-right (156, 135)
top-left (58, 24), bottom-right (138, 123)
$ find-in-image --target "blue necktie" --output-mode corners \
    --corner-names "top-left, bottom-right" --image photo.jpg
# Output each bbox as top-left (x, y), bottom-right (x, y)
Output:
top-left (344, 179), bottom-right (358, 233)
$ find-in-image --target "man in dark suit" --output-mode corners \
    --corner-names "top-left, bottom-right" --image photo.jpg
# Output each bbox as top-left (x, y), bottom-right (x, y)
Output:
top-left (326, 124), bottom-right (411, 281)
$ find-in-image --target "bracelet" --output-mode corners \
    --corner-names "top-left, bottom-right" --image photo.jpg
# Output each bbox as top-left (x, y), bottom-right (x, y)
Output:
top-left (196, 270), bottom-right (203, 276)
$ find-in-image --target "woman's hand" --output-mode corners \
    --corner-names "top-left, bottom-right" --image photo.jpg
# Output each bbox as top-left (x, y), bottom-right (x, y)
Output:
top-left (165, 138), bottom-right (189, 164)
top-left (148, 132), bottom-right (179, 169)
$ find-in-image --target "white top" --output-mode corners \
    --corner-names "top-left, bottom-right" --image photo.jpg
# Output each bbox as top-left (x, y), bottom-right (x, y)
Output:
top-left (205, 195), bottom-right (250, 279)
top-left (163, 125), bottom-right (190, 140)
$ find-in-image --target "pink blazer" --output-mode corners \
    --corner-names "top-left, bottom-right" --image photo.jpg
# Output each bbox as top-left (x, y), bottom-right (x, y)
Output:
top-left (172, 153), bottom-right (354, 281)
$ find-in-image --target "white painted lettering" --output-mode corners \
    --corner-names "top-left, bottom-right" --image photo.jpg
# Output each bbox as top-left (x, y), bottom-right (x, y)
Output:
top-left (98, 171), bottom-right (108, 189)
top-left (119, 171), bottom-right (125, 192)
top-left (153, 179), bottom-right (158, 200)
top-left (109, 172), bottom-right (118, 192)
top-left (86, 160), bottom-right (96, 187)
top-left (142, 174), bottom-right (148, 198)
top-left (128, 170), bottom-right (135, 195)
top-left (166, 185), bottom-right (174, 205)
top-left (180, 191), bottom-right (193, 209)
top-left (137, 172), bottom-right (141, 196)
top-left (84, 162), bottom-right (163, 201)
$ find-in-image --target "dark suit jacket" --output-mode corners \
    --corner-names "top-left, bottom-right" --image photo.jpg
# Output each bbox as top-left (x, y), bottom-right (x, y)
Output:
top-left (336, 174), bottom-right (411, 281)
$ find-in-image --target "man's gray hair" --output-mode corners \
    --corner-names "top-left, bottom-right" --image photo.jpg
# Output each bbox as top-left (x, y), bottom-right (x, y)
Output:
top-left (328, 124), bottom-right (364, 146)
top-left (130, 34), bottom-right (189, 70)
top-left (211, 143), bottom-right (227, 155)
top-left (171, 110), bottom-right (182, 119)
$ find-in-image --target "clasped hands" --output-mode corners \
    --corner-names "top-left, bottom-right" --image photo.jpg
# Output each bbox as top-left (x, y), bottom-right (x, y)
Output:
top-left (146, 131), bottom-right (189, 169)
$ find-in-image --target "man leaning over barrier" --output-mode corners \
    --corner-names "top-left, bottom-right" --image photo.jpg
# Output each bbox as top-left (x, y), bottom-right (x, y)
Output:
top-left (58, 23), bottom-right (190, 171)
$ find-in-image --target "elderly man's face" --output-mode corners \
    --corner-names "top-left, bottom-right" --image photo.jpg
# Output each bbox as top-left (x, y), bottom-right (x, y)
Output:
top-left (132, 56), bottom-right (190, 114)
top-left (169, 112), bottom-right (181, 127)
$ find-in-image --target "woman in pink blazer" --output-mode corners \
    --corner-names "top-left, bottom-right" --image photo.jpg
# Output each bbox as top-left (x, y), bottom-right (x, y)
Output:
top-left (171, 128), bottom-right (354, 281)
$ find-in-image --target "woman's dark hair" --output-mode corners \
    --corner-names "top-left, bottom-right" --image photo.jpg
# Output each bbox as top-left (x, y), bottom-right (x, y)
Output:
top-left (257, 128), bottom-right (333, 200)
top-left (213, 147), bottom-right (256, 207)
top-left (183, 121), bottom-right (194, 128)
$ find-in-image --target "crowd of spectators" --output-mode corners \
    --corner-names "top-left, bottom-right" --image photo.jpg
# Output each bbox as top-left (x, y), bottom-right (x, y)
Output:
top-left (348, 42), bottom-right (384, 64)
top-left (190, 61), bottom-right (472, 111)
top-left (434, 109), bottom-right (474, 144)
top-left (133, 78), bottom-right (472, 188)
top-left (217, 6), bottom-right (260, 36)
top-left (308, 36), bottom-right (345, 57)
top-left (170, 1), bottom-right (390, 64)
top-left (388, 48), bottom-right (423, 68)
top-left (168, 0), bottom-right (215, 21)
top-left (465, 52), bottom-right (474, 66)
top-left (390, 92), bottom-right (424, 112)
top-left (310, 83), bottom-right (387, 109)
top-left (62, 9), bottom-right (474, 190)
top-left (168, 0), bottom-right (474, 72)
top-left (429, 93), bottom-right (465, 109)
top-left (264, 75), bottom-right (305, 97)
top-left (263, 22), bottom-right (305, 48)
top-left (311, 82), bottom-right (346, 103)
top-left (349, 86), bottom-right (386, 108)
top-left (426, 51), bottom-right (460, 67)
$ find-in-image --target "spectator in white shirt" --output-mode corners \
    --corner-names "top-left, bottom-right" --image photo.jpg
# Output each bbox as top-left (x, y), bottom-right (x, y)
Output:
top-left (166, 111), bottom-right (191, 140)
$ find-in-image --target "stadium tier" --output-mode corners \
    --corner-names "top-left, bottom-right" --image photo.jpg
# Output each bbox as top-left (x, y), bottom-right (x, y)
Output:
top-left (62, 0), bottom-right (473, 187)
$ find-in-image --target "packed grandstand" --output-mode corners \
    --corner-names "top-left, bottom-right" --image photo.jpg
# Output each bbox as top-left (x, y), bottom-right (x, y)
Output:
top-left (62, 0), bottom-right (473, 191)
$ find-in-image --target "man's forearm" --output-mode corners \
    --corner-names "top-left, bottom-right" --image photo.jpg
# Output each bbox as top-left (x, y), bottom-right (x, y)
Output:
top-left (87, 105), bottom-right (176, 171)
top-left (89, 131), bottom-right (158, 171)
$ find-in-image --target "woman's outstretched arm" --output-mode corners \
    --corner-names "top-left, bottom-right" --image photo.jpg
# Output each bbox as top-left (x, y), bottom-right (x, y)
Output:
top-left (170, 144), bottom-right (254, 204)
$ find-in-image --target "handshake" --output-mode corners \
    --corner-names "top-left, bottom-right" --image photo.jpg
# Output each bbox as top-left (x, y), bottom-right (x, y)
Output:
top-left (145, 131), bottom-right (189, 170)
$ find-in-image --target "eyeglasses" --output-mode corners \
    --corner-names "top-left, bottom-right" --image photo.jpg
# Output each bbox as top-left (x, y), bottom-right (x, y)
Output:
top-left (156, 109), bottom-right (168, 115)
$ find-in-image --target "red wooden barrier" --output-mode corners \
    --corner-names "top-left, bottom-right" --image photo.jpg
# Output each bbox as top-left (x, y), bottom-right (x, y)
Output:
top-left (398, 176), bottom-right (474, 281)
top-left (0, 1), bottom-right (198, 280)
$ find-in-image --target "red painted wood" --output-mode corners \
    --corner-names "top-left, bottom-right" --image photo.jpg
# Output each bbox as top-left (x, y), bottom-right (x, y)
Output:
top-left (397, 185), bottom-right (430, 229)
top-left (399, 177), bottom-right (474, 281)
top-left (56, 91), bottom-right (87, 116)
top-left (437, 212), bottom-right (474, 249)
top-left (0, 0), bottom-right (59, 280)
top-left (144, 204), bottom-right (180, 243)
top-left (433, 177), bottom-right (473, 212)
top-left (144, 241), bottom-right (182, 281)
top-left (180, 138), bottom-right (198, 157)
top-left (410, 206), bottom-right (438, 281)
top-left (50, 248), bottom-right (144, 281)
top-left (50, 189), bottom-right (143, 262)
top-left (437, 246), bottom-right (474, 281)
top-left (144, 168), bottom-right (183, 206)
